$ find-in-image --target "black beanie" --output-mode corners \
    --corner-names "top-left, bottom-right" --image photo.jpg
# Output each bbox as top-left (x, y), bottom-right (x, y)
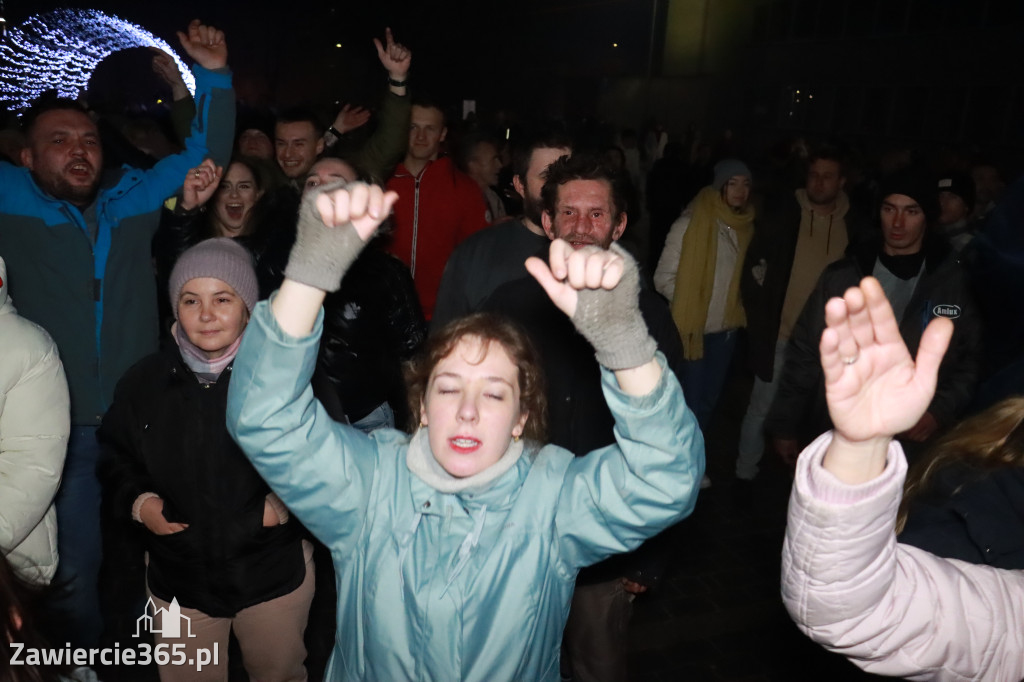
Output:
top-left (879, 168), bottom-right (938, 225)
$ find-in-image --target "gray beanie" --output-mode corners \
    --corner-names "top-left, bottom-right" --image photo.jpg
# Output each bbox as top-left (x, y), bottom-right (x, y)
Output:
top-left (713, 158), bottom-right (752, 190)
top-left (169, 238), bottom-right (258, 317)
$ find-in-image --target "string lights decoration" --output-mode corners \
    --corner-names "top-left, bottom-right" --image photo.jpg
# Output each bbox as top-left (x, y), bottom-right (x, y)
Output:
top-left (0, 8), bottom-right (194, 112)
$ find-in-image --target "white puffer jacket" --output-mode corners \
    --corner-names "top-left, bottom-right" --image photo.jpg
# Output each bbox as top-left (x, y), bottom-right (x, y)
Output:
top-left (783, 432), bottom-right (1024, 682)
top-left (0, 257), bottom-right (69, 583)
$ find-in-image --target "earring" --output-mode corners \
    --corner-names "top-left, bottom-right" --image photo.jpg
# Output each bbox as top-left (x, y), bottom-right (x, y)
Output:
top-left (513, 434), bottom-right (521, 443)
top-left (419, 420), bottom-right (426, 428)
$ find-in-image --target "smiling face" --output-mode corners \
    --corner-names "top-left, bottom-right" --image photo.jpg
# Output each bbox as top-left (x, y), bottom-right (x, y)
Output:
top-left (177, 277), bottom-right (249, 359)
top-left (21, 109), bottom-right (103, 208)
top-left (420, 335), bottom-right (529, 479)
top-left (541, 178), bottom-right (626, 249)
top-left (212, 162), bottom-right (262, 237)
top-left (275, 120), bottom-right (324, 178)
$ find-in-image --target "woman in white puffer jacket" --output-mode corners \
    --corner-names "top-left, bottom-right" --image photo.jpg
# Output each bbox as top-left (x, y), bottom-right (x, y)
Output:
top-left (0, 256), bottom-right (70, 584)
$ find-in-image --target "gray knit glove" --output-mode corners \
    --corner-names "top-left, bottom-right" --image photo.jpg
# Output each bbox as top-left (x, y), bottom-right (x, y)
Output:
top-left (571, 243), bottom-right (658, 370)
top-left (284, 180), bottom-right (370, 292)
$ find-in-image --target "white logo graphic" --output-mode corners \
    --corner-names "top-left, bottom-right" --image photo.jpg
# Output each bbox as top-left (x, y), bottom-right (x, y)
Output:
top-left (134, 597), bottom-right (197, 639)
top-left (932, 304), bottom-right (961, 319)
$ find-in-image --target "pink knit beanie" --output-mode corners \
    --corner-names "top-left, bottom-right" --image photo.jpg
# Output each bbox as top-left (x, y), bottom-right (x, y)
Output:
top-left (169, 238), bottom-right (258, 318)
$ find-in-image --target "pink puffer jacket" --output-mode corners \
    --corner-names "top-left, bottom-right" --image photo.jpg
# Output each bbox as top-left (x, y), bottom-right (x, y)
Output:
top-left (782, 432), bottom-right (1024, 682)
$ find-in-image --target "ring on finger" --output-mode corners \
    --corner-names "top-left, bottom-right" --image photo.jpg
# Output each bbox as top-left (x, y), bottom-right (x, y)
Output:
top-left (841, 354), bottom-right (859, 365)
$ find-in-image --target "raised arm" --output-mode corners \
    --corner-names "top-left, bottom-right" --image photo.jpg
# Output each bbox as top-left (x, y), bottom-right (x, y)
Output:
top-left (778, 278), bottom-right (1024, 680)
top-left (526, 240), bottom-right (662, 394)
top-left (227, 183), bottom-right (398, 548)
top-left (527, 242), bottom-right (703, 568)
top-left (817, 277), bottom-right (952, 482)
top-left (272, 182), bottom-right (398, 336)
top-left (112, 20), bottom-right (233, 218)
top-left (342, 28), bottom-right (413, 181)
top-left (150, 48), bottom-right (195, 145)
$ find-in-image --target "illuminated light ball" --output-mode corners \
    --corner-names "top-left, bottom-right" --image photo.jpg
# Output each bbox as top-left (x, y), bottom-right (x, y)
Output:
top-left (0, 8), bottom-right (195, 113)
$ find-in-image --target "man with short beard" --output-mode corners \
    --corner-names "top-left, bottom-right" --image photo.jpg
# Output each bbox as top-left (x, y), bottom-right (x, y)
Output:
top-left (432, 130), bottom-right (571, 327)
top-left (0, 20), bottom-right (234, 648)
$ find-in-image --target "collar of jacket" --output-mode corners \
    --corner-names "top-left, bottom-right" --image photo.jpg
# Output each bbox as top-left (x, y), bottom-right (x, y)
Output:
top-left (851, 228), bottom-right (952, 276)
top-left (406, 432), bottom-right (534, 517)
top-left (160, 344), bottom-right (233, 391)
top-left (391, 156), bottom-right (455, 182)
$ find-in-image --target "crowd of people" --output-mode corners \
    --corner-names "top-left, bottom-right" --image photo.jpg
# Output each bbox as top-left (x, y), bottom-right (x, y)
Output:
top-left (0, 15), bottom-right (1022, 682)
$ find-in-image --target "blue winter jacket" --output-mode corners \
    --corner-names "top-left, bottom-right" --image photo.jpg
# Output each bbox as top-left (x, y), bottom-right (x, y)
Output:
top-left (0, 65), bottom-right (234, 424)
top-left (227, 301), bottom-right (704, 682)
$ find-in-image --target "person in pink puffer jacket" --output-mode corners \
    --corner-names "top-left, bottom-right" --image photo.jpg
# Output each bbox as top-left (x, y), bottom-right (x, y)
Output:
top-left (781, 276), bottom-right (1024, 682)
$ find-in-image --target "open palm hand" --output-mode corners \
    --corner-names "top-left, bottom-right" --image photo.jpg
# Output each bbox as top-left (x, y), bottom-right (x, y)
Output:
top-left (822, 277), bottom-right (953, 443)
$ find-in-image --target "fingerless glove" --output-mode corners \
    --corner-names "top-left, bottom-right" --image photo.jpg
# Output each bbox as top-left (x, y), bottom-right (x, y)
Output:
top-left (571, 243), bottom-right (658, 370)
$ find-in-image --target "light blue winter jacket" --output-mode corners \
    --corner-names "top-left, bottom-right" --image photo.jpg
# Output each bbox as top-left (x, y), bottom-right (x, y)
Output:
top-left (227, 301), bottom-right (704, 681)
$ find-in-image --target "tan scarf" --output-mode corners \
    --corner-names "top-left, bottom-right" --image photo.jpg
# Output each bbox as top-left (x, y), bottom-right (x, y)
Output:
top-left (669, 186), bottom-right (755, 359)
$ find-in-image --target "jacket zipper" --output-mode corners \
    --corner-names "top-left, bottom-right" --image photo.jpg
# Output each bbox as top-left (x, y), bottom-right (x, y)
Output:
top-left (410, 175), bottom-right (422, 277)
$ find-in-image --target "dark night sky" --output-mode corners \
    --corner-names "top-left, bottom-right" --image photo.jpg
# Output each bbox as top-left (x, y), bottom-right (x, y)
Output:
top-left (4, 1), bottom-right (656, 115)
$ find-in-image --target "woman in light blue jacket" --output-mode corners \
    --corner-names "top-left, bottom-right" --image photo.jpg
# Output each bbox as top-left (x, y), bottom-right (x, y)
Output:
top-left (226, 182), bottom-right (704, 681)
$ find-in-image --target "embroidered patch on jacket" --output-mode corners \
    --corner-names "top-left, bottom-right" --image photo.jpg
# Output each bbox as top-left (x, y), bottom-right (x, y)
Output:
top-left (932, 304), bottom-right (961, 319)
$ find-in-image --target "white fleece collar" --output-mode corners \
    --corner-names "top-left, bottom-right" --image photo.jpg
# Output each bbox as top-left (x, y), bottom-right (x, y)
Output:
top-left (406, 427), bottom-right (524, 494)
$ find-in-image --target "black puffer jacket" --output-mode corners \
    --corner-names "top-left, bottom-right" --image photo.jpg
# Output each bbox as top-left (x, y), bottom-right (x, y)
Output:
top-left (315, 245), bottom-right (426, 427)
top-left (99, 347), bottom-right (305, 617)
top-left (765, 235), bottom-right (982, 443)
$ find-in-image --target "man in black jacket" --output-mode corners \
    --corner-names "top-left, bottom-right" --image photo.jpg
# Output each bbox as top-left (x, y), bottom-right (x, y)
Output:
top-left (736, 147), bottom-right (870, 480)
top-left (765, 170), bottom-right (980, 458)
top-left (484, 154), bottom-right (689, 682)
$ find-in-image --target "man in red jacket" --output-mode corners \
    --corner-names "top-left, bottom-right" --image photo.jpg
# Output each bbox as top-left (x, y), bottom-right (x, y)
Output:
top-left (385, 100), bottom-right (488, 320)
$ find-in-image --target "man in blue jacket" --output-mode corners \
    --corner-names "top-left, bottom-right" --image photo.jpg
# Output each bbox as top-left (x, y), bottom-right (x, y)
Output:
top-left (0, 19), bottom-right (235, 646)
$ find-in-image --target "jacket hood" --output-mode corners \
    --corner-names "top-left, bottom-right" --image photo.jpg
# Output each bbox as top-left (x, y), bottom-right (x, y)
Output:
top-left (0, 256), bottom-right (11, 314)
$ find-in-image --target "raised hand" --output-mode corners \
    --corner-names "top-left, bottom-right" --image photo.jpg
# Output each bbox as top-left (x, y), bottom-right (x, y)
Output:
top-left (374, 27), bottom-right (411, 80)
top-left (181, 159), bottom-right (222, 211)
top-left (821, 277), bottom-right (953, 444)
top-left (177, 19), bottom-right (228, 71)
top-left (150, 48), bottom-right (190, 100)
top-left (313, 182), bottom-right (399, 243)
top-left (332, 104), bottom-right (372, 136)
top-left (525, 239), bottom-right (623, 318)
top-left (527, 240), bottom-right (657, 382)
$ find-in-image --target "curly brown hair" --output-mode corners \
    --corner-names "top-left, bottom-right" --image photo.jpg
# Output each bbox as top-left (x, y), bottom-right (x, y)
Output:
top-left (404, 313), bottom-right (548, 443)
